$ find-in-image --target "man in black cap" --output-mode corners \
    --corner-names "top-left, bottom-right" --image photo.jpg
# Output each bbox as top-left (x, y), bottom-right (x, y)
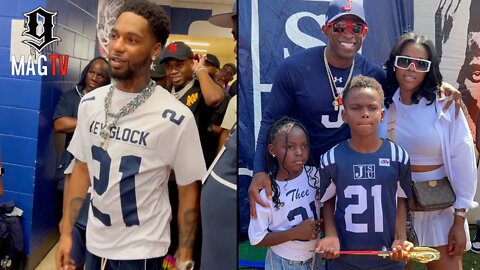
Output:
top-left (204, 53), bottom-right (221, 79)
top-left (159, 41), bottom-right (224, 167)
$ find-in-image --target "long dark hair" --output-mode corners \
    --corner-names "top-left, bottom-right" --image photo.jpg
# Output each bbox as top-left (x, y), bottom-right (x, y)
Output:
top-left (264, 116), bottom-right (319, 210)
top-left (384, 32), bottom-right (443, 108)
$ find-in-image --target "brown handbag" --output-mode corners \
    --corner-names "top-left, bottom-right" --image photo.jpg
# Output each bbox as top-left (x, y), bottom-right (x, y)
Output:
top-left (387, 103), bottom-right (456, 212)
top-left (408, 178), bottom-right (456, 211)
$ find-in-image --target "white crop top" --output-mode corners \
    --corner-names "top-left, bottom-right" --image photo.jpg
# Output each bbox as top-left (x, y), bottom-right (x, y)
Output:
top-left (394, 94), bottom-right (443, 165)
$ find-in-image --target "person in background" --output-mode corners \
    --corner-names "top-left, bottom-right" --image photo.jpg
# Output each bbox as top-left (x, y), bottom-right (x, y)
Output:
top-left (199, 1), bottom-right (238, 269)
top-left (204, 53), bottom-right (221, 80)
top-left (160, 41), bottom-right (224, 167)
top-left (150, 56), bottom-right (171, 90)
top-left (216, 63), bottom-right (237, 96)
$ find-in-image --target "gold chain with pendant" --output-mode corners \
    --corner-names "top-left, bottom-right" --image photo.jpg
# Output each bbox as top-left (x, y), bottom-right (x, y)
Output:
top-left (323, 48), bottom-right (355, 111)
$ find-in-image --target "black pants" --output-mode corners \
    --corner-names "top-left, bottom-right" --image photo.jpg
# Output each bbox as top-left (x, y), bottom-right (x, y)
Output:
top-left (85, 251), bottom-right (164, 270)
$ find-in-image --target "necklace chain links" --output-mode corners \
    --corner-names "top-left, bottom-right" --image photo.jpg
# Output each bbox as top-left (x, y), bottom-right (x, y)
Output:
top-left (100, 80), bottom-right (157, 149)
top-left (324, 48), bottom-right (355, 111)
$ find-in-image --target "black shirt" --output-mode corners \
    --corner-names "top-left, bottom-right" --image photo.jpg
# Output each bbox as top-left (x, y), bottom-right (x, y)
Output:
top-left (53, 87), bottom-right (82, 148)
top-left (175, 80), bottom-right (218, 167)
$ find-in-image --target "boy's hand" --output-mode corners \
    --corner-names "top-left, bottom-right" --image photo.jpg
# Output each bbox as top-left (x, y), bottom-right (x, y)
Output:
top-left (291, 218), bottom-right (322, 241)
top-left (315, 236), bottom-right (340, 259)
top-left (248, 172), bottom-right (271, 219)
top-left (389, 240), bottom-right (413, 262)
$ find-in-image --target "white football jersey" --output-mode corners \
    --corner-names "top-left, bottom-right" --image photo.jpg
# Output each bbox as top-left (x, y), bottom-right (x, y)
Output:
top-left (248, 168), bottom-right (320, 261)
top-left (68, 84), bottom-right (206, 260)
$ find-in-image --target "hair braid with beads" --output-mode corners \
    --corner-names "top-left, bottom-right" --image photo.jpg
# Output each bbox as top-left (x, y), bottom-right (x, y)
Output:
top-left (264, 116), bottom-right (320, 210)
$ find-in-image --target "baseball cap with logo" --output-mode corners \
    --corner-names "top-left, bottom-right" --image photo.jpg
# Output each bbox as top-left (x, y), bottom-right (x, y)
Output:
top-left (205, 54), bottom-right (221, 69)
top-left (325, 0), bottom-right (367, 25)
top-left (208, 0), bottom-right (237, 28)
top-left (159, 41), bottom-right (194, 64)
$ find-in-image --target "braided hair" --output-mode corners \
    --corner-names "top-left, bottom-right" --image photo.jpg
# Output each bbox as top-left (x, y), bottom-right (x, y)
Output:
top-left (265, 116), bottom-right (320, 210)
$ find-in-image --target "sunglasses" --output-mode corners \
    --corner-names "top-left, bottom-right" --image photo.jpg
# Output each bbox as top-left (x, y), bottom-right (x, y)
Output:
top-left (326, 22), bottom-right (368, 36)
top-left (394, 55), bottom-right (431, 72)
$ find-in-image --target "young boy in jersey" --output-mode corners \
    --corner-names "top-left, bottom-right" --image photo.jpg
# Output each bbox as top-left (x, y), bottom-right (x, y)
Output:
top-left (248, 116), bottom-right (323, 270)
top-left (315, 76), bottom-right (413, 270)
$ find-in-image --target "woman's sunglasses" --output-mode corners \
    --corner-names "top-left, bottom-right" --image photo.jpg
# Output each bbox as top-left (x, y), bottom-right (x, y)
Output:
top-left (326, 22), bottom-right (368, 36)
top-left (394, 55), bottom-right (431, 73)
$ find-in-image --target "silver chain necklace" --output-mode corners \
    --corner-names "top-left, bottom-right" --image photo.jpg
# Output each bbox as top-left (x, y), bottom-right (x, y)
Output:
top-left (100, 80), bottom-right (157, 149)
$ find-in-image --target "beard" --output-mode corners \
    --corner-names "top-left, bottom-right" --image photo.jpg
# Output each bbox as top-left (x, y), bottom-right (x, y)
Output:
top-left (112, 66), bottom-right (135, 81)
top-left (111, 55), bottom-right (151, 81)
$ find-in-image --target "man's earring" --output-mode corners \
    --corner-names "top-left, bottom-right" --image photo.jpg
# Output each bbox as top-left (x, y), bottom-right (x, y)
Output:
top-left (272, 154), bottom-right (276, 157)
top-left (393, 66), bottom-right (396, 72)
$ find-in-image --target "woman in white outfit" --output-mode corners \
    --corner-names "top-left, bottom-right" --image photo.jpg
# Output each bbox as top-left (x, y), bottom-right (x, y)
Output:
top-left (379, 32), bottom-right (478, 270)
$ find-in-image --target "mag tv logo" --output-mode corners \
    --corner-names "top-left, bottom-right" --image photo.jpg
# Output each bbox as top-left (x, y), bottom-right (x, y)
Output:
top-left (11, 7), bottom-right (69, 76)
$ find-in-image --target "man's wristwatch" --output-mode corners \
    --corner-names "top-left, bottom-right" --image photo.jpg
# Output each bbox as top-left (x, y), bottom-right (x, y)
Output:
top-left (453, 211), bottom-right (467, 219)
top-left (176, 260), bottom-right (194, 270)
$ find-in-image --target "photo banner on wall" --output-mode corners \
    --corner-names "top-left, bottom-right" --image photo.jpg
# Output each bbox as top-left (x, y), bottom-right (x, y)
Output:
top-left (238, 0), bottom-right (414, 233)
top-left (415, 0), bottom-right (479, 139)
top-left (415, 0), bottom-right (480, 223)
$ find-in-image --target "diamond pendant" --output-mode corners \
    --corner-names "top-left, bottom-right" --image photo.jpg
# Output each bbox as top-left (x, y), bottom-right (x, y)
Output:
top-left (101, 140), bottom-right (109, 150)
top-left (332, 96), bottom-right (343, 111)
top-left (332, 100), bottom-right (339, 111)
top-left (100, 128), bottom-right (110, 150)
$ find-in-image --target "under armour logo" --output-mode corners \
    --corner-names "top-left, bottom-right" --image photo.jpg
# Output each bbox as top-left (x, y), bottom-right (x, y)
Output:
top-left (342, 0), bottom-right (353, 11)
top-left (22, 7), bottom-right (61, 52)
top-left (168, 43), bottom-right (177, 53)
top-left (333, 77), bottom-right (343, 84)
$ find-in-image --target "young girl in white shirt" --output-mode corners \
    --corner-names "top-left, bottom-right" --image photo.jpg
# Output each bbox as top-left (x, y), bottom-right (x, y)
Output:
top-left (248, 116), bottom-right (323, 270)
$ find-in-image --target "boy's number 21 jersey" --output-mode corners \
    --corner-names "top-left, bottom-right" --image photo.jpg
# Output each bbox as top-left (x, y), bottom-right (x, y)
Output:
top-left (319, 140), bottom-right (412, 268)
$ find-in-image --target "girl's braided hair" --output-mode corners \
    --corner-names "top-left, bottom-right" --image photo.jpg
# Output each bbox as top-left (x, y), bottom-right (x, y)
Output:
top-left (264, 116), bottom-right (320, 210)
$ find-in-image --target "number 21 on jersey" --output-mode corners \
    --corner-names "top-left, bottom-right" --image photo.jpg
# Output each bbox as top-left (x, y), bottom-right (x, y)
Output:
top-left (91, 145), bottom-right (142, 227)
top-left (344, 185), bottom-right (384, 233)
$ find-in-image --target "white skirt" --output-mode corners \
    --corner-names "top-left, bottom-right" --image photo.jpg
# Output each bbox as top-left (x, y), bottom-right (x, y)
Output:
top-left (411, 166), bottom-right (471, 250)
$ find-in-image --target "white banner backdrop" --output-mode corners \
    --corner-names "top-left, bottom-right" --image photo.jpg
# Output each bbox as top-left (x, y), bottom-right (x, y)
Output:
top-left (416, 0), bottom-right (480, 223)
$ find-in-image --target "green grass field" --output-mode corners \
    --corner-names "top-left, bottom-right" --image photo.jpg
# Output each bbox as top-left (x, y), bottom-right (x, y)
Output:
top-left (239, 225), bottom-right (480, 269)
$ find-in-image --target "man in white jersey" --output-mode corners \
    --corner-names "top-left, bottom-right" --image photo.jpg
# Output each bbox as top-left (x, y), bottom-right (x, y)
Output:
top-left (55, 1), bottom-right (205, 270)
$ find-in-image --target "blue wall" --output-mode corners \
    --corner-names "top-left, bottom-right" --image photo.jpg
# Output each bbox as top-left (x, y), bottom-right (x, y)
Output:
top-left (0, 0), bottom-right (97, 255)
